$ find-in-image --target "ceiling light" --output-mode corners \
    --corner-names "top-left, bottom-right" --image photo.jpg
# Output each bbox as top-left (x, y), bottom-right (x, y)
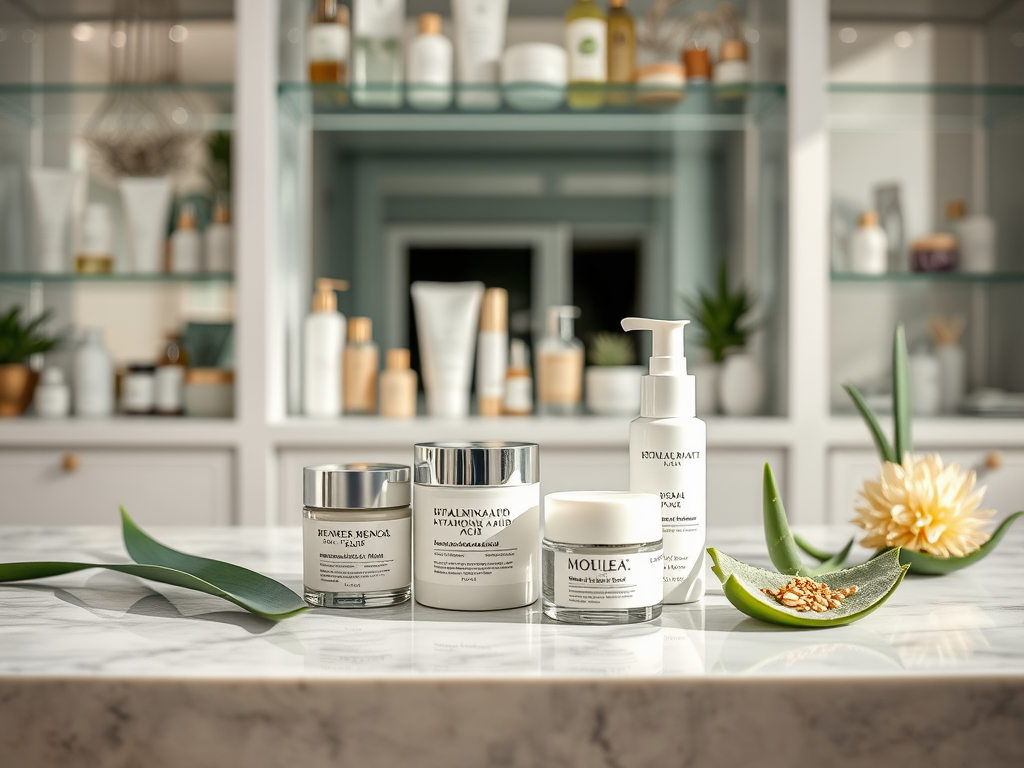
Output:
top-left (110, 30), bottom-right (127, 48)
top-left (72, 23), bottom-right (95, 42)
top-left (894, 31), bottom-right (913, 48)
top-left (839, 27), bottom-right (857, 44)
top-left (169, 25), bottom-right (188, 43)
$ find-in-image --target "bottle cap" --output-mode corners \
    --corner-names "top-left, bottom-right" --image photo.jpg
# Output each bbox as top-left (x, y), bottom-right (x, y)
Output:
top-left (212, 198), bottom-right (231, 224)
top-left (41, 367), bottom-right (65, 386)
top-left (185, 368), bottom-right (234, 385)
top-left (547, 306), bottom-right (580, 341)
top-left (304, 463), bottom-right (411, 509)
top-left (480, 287), bottom-right (508, 333)
top-left (859, 210), bottom-right (879, 227)
top-left (621, 317), bottom-right (695, 418)
top-left (609, 0), bottom-right (628, 7)
top-left (386, 348), bottom-right (411, 370)
top-left (311, 278), bottom-right (348, 313)
top-left (337, 4), bottom-right (349, 25)
top-left (177, 203), bottom-right (197, 230)
top-left (544, 491), bottom-right (662, 546)
top-left (946, 200), bottom-right (966, 220)
top-left (414, 442), bottom-right (539, 487)
top-left (348, 316), bottom-right (372, 343)
top-left (316, 0), bottom-right (338, 23)
top-left (719, 38), bottom-right (749, 62)
top-left (508, 338), bottom-right (530, 370)
top-left (418, 12), bottom-right (441, 35)
top-left (683, 47), bottom-right (712, 79)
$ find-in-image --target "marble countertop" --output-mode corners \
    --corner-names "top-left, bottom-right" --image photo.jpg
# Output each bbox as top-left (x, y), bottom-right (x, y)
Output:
top-left (2, 525), bottom-right (1023, 767)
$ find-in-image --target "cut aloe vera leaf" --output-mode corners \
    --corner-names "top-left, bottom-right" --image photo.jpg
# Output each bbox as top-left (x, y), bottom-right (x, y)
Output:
top-left (709, 547), bottom-right (909, 628)
top-left (874, 510), bottom-right (1024, 576)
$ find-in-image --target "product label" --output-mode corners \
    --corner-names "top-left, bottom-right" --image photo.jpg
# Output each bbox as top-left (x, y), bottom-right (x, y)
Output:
top-left (538, 349), bottom-right (583, 405)
top-left (414, 484), bottom-right (539, 587)
top-left (308, 24), bottom-right (347, 62)
top-left (476, 331), bottom-right (507, 399)
top-left (566, 18), bottom-right (607, 82)
top-left (354, 0), bottom-right (404, 38)
top-left (303, 516), bottom-right (411, 592)
top-left (630, 423), bottom-right (706, 601)
top-left (154, 366), bottom-right (183, 412)
top-left (554, 549), bottom-right (663, 609)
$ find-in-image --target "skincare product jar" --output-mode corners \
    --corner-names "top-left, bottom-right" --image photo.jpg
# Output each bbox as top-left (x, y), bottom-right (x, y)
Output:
top-left (413, 441), bottom-right (540, 610)
top-left (501, 43), bottom-right (567, 111)
top-left (542, 491), bottom-right (664, 625)
top-left (303, 463), bottom-right (412, 608)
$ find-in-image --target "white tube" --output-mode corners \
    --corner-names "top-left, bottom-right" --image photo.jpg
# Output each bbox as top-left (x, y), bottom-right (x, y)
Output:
top-left (27, 168), bottom-right (79, 273)
top-left (450, 0), bottom-right (508, 110)
top-left (119, 176), bottom-right (173, 273)
top-left (411, 281), bottom-right (484, 417)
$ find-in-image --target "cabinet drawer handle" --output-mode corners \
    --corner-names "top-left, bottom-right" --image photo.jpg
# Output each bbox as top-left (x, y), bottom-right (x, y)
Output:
top-left (62, 453), bottom-right (80, 473)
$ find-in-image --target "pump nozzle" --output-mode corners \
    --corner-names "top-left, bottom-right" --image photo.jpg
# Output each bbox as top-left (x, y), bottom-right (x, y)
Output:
top-left (621, 317), bottom-right (694, 417)
top-left (312, 278), bottom-right (349, 313)
top-left (547, 305), bottom-right (581, 342)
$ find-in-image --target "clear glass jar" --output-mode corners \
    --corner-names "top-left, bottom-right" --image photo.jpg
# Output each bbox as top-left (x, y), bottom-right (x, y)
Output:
top-left (302, 463), bottom-right (412, 608)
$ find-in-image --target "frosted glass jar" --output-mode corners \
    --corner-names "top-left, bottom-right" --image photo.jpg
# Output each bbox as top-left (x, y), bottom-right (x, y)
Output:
top-left (303, 463), bottom-right (412, 608)
top-left (542, 491), bottom-right (663, 625)
top-left (413, 441), bottom-right (540, 610)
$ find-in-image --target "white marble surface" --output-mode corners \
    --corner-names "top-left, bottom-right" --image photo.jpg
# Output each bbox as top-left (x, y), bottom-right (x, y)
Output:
top-left (2, 524), bottom-right (1024, 767)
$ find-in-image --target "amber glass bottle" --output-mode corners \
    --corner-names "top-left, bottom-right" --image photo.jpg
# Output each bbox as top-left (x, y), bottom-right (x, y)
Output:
top-left (606, 0), bottom-right (635, 105)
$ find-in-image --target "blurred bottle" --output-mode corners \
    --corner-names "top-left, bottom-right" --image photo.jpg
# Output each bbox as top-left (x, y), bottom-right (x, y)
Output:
top-left (407, 13), bottom-right (453, 110)
top-left (536, 306), bottom-right (584, 415)
top-left (606, 0), bottom-right (634, 106)
top-left (156, 333), bottom-right (189, 416)
top-left (308, 0), bottom-right (350, 84)
top-left (344, 316), bottom-right (379, 414)
top-left (204, 196), bottom-right (233, 273)
top-left (170, 203), bottom-right (201, 273)
top-left (504, 338), bottom-right (533, 416)
top-left (566, 0), bottom-right (606, 110)
top-left (379, 348), bottom-right (417, 418)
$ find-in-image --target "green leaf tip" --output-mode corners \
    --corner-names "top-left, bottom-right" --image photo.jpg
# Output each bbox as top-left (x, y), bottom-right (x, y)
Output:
top-left (879, 510), bottom-right (1024, 575)
top-left (0, 507), bottom-right (309, 621)
top-left (842, 383), bottom-right (896, 464)
top-left (893, 323), bottom-right (912, 461)
top-left (711, 547), bottom-right (909, 628)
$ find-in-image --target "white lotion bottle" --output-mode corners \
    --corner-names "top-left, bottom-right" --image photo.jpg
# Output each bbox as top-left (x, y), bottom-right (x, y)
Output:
top-left (74, 329), bottom-right (114, 418)
top-left (407, 13), bottom-right (453, 110)
top-left (622, 317), bottom-right (706, 604)
top-left (848, 210), bottom-right (888, 274)
top-left (303, 278), bottom-right (348, 418)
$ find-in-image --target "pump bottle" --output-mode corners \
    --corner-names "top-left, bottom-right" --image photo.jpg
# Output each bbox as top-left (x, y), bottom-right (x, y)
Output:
top-left (303, 278), bottom-right (348, 417)
top-left (622, 317), bottom-right (706, 604)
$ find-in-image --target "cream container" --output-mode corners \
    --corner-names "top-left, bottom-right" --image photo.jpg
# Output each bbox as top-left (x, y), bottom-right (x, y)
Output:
top-left (542, 491), bottom-right (663, 625)
top-left (635, 63), bottom-right (685, 108)
top-left (303, 463), bottom-right (412, 608)
top-left (501, 43), bottom-right (567, 111)
top-left (413, 441), bottom-right (540, 610)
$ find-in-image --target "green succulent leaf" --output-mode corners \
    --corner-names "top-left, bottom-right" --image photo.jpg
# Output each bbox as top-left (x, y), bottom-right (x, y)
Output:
top-left (843, 383), bottom-right (896, 464)
top-left (794, 534), bottom-right (854, 570)
top-left (0, 507), bottom-right (308, 621)
top-left (874, 510), bottom-right (1024, 575)
top-left (0, 307), bottom-right (59, 365)
top-left (893, 323), bottom-right (912, 460)
top-left (709, 547), bottom-right (909, 628)
top-left (682, 262), bottom-right (756, 363)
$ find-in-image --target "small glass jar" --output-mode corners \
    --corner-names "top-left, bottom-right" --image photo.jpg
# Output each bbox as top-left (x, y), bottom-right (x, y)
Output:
top-left (542, 491), bottom-right (664, 625)
top-left (303, 463), bottom-right (412, 608)
top-left (122, 364), bottom-right (156, 415)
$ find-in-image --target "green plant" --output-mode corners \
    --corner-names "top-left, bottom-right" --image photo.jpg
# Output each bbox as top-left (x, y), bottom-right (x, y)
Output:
top-left (0, 307), bottom-right (58, 365)
top-left (588, 332), bottom-right (635, 366)
top-left (683, 262), bottom-right (755, 363)
top-left (205, 130), bottom-right (232, 192)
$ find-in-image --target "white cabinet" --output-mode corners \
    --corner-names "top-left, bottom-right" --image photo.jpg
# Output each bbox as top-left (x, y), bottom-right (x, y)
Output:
top-left (829, 449), bottom-right (1024, 524)
top-left (0, 449), bottom-right (234, 526)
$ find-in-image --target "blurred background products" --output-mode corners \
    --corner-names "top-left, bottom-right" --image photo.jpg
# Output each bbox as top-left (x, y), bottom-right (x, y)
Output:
top-left (303, 279), bottom-right (348, 418)
top-left (714, 38), bottom-right (749, 95)
top-left (910, 233), bottom-right (957, 272)
top-left (122, 364), bottom-right (157, 415)
top-left (75, 204), bottom-right (114, 274)
top-left (407, 13), bottom-right (453, 110)
top-left (379, 348), bottom-right (417, 418)
top-left (352, 0), bottom-right (403, 108)
top-left (606, 0), bottom-right (635, 105)
top-left (73, 329), bottom-right (114, 418)
top-left (451, 0), bottom-right (507, 110)
top-left (947, 200), bottom-right (996, 273)
top-left (156, 334), bottom-right (189, 416)
top-left (504, 339), bottom-right (533, 416)
top-left (501, 43), bottom-right (567, 111)
top-left (34, 368), bottom-right (70, 419)
top-left (27, 169), bottom-right (79, 274)
top-left (585, 332), bottom-right (641, 416)
top-left (566, 0), bottom-right (607, 110)
top-left (204, 197), bottom-right (234, 273)
top-left (848, 211), bottom-right (887, 274)
top-left (119, 177), bottom-right (173, 274)
top-left (930, 316), bottom-right (967, 415)
top-left (537, 306), bottom-right (584, 416)
top-left (343, 317), bottom-right (379, 414)
top-left (682, 46), bottom-right (711, 84)
top-left (170, 203), bottom-right (201, 273)
top-left (873, 183), bottom-right (904, 272)
top-left (184, 368), bottom-right (234, 418)
top-left (0, 308), bottom-right (58, 417)
top-left (635, 63), bottom-right (685, 108)
top-left (308, 0), bottom-right (350, 84)
top-left (476, 287), bottom-right (508, 417)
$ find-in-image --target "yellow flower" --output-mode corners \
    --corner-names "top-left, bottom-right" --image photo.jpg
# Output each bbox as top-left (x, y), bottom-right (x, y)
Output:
top-left (853, 453), bottom-right (994, 558)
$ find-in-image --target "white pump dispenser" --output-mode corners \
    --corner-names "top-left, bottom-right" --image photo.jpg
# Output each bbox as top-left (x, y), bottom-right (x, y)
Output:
top-left (622, 317), bottom-right (707, 604)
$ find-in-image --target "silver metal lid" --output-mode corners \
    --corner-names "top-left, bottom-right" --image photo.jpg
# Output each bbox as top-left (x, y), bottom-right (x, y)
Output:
top-left (303, 463), bottom-right (411, 509)
top-left (414, 442), bottom-right (539, 487)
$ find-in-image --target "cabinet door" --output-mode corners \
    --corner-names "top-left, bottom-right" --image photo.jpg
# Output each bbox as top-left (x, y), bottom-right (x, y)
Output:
top-left (0, 449), bottom-right (233, 526)
top-left (829, 449), bottom-right (1024, 524)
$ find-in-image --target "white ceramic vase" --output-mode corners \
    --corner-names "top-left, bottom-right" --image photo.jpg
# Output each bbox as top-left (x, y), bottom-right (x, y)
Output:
top-left (719, 351), bottom-right (764, 417)
top-left (119, 176), bottom-right (173, 273)
top-left (692, 361), bottom-right (721, 416)
top-left (585, 365), bottom-right (643, 416)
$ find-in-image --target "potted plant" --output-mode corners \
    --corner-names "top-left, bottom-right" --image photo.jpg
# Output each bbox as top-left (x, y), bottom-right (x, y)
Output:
top-left (684, 262), bottom-right (761, 416)
top-left (0, 307), bottom-right (58, 417)
top-left (584, 332), bottom-right (644, 416)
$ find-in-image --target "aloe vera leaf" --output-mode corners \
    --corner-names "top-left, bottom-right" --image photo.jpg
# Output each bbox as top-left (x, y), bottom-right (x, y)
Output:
top-left (0, 510), bottom-right (309, 621)
top-left (843, 383), bottom-right (896, 464)
top-left (709, 547), bottom-right (909, 628)
top-left (794, 534), bottom-right (836, 562)
top-left (893, 323), bottom-right (912, 461)
top-left (762, 462), bottom-right (808, 574)
top-left (874, 510), bottom-right (1024, 576)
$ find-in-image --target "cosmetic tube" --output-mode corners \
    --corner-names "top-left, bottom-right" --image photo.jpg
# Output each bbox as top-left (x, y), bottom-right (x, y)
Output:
top-left (411, 281), bottom-right (484, 417)
top-left (28, 168), bottom-right (79, 273)
top-left (119, 176), bottom-right (173, 273)
top-left (476, 287), bottom-right (507, 416)
top-left (451, 0), bottom-right (508, 110)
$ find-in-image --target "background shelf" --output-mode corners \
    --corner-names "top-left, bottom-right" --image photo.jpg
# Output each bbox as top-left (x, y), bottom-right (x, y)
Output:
top-left (831, 271), bottom-right (1024, 285)
top-left (0, 272), bottom-right (234, 284)
top-left (828, 83), bottom-right (1024, 132)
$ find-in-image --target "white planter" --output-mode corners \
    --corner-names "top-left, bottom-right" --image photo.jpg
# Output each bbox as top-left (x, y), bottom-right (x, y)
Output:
top-left (119, 176), bottom-right (173, 273)
top-left (585, 365), bottom-right (643, 416)
top-left (719, 352), bottom-right (764, 417)
top-left (692, 361), bottom-right (721, 416)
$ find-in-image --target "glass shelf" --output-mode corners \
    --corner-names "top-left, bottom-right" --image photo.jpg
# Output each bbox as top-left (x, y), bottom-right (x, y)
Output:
top-left (0, 272), bottom-right (233, 284)
top-left (831, 271), bottom-right (1024, 285)
top-left (828, 83), bottom-right (1024, 132)
top-left (278, 82), bottom-right (787, 149)
top-left (0, 82), bottom-right (234, 131)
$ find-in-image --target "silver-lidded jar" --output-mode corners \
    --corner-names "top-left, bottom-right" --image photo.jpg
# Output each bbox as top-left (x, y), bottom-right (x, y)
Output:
top-left (413, 442), bottom-right (540, 611)
top-left (302, 463), bottom-right (412, 608)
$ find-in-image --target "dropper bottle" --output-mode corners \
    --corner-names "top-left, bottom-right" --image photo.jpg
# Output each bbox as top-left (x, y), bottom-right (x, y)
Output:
top-left (621, 317), bottom-right (707, 604)
top-left (303, 278), bottom-right (348, 417)
top-left (537, 306), bottom-right (584, 416)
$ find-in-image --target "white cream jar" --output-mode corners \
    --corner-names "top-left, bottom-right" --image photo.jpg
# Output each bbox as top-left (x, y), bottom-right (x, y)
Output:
top-left (542, 491), bottom-right (663, 624)
top-left (413, 442), bottom-right (540, 610)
